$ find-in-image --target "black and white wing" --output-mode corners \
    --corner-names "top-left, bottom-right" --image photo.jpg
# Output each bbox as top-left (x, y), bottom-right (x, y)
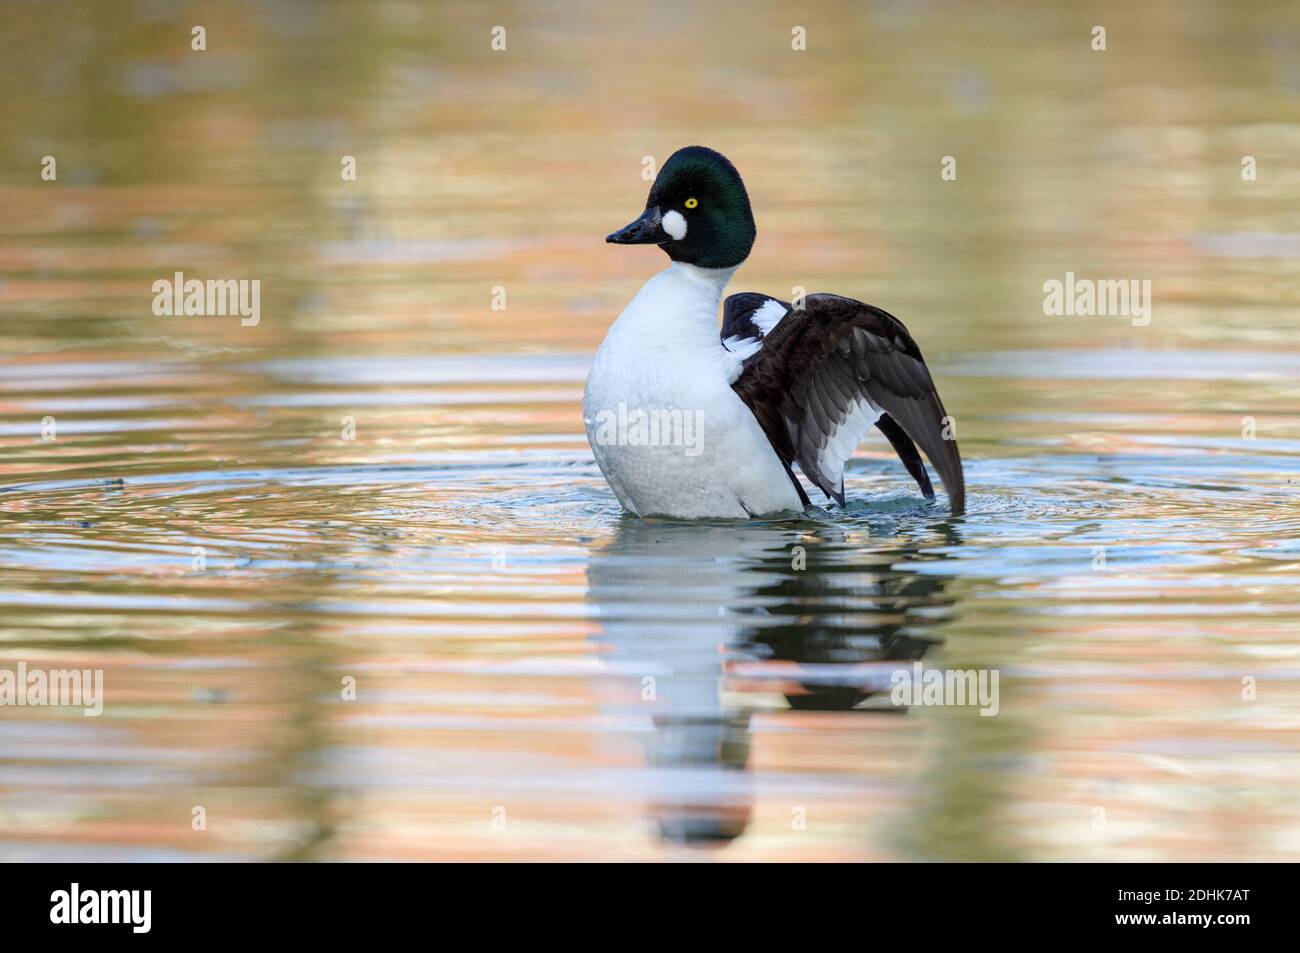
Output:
top-left (721, 292), bottom-right (791, 345)
top-left (725, 292), bottom-right (965, 515)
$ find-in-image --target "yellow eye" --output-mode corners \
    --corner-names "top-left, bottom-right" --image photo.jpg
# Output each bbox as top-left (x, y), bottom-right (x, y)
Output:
top-left (684, 197), bottom-right (699, 209)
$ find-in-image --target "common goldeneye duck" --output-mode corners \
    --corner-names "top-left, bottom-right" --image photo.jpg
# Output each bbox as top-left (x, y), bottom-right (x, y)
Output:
top-left (584, 145), bottom-right (965, 520)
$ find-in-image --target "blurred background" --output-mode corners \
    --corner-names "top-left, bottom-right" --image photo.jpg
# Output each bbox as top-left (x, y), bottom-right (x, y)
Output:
top-left (1, 0), bottom-right (1298, 860)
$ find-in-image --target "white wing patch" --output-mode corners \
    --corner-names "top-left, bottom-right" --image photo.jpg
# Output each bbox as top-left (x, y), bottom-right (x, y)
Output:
top-left (720, 334), bottom-right (763, 383)
top-left (752, 299), bottom-right (788, 336)
top-left (718, 300), bottom-right (789, 385)
top-left (722, 334), bottom-right (763, 359)
top-left (808, 394), bottom-right (885, 494)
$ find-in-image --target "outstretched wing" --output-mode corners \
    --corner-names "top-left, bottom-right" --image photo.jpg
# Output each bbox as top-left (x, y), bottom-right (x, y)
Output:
top-left (727, 292), bottom-right (964, 514)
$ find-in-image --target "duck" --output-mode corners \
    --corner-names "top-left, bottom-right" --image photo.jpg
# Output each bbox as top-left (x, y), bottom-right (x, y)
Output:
top-left (583, 145), bottom-right (964, 520)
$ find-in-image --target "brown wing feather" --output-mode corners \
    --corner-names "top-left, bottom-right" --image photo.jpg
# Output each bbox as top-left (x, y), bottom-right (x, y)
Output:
top-left (730, 293), bottom-right (965, 514)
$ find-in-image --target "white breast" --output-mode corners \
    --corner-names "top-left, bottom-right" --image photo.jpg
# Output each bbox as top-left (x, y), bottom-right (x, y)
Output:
top-left (583, 263), bottom-right (802, 519)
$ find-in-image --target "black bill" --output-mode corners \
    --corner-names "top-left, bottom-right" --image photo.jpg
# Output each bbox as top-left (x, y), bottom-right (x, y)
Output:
top-left (606, 206), bottom-right (668, 245)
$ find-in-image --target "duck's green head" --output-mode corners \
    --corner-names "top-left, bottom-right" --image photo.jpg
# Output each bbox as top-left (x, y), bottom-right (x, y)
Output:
top-left (606, 146), bottom-right (756, 270)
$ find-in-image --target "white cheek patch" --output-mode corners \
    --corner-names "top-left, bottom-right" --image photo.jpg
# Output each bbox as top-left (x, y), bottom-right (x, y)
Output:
top-left (662, 209), bottom-right (687, 240)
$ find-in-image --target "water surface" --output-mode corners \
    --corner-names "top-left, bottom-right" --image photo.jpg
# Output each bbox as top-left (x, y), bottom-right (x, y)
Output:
top-left (1, 0), bottom-right (1299, 861)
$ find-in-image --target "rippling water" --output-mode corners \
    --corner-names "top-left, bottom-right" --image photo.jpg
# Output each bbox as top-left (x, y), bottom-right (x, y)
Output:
top-left (2, 0), bottom-right (1300, 861)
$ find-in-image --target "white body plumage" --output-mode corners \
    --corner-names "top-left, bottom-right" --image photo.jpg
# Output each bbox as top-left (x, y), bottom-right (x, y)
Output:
top-left (583, 263), bottom-right (802, 519)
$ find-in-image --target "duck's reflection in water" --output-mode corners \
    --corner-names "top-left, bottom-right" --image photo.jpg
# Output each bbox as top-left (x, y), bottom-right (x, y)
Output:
top-left (586, 516), bottom-right (958, 846)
